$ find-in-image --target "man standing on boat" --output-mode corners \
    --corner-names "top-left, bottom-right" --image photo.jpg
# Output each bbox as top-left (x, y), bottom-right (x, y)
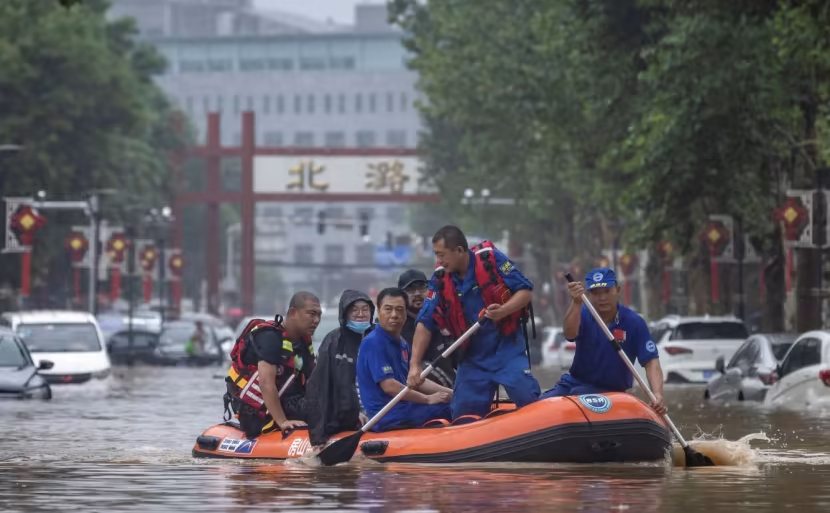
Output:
top-left (357, 288), bottom-right (453, 431)
top-left (539, 267), bottom-right (667, 415)
top-left (407, 226), bottom-right (540, 421)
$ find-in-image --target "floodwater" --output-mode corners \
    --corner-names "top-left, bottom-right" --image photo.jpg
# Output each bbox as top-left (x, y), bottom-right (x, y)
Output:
top-left (1, 366), bottom-right (829, 512)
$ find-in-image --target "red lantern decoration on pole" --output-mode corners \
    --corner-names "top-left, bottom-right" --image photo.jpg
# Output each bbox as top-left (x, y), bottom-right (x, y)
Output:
top-left (772, 196), bottom-right (810, 294)
top-left (596, 256), bottom-right (610, 268)
top-left (106, 233), bottom-right (130, 302)
top-left (700, 221), bottom-right (730, 303)
top-left (657, 241), bottom-right (674, 308)
top-left (10, 205), bottom-right (47, 298)
top-left (619, 254), bottom-right (638, 305)
top-left (139, 245), bottom-right (158, 304)
top-left (168, 252), bottom-right (184, 313)
top-left (65, 232), bottom-right (89, 304)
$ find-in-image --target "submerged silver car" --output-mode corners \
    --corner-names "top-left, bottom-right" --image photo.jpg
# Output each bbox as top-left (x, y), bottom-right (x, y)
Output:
top-left (704, 333), bottom-right (797, 401)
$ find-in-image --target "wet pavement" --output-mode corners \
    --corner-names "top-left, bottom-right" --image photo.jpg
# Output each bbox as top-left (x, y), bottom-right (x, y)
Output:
top-left (1, 366), bottom-right (829, 512)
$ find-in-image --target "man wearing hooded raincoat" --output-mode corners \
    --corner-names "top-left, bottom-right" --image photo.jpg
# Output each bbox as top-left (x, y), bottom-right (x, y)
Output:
top-left (305, 290), bottom-right (375, 447)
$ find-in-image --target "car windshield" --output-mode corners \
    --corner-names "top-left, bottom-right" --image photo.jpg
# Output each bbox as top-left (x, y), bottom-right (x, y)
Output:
top-left (159, 324), bottom-right (202, 347)
top-left (672, 322), bottom-right (749, 340)
top-left (17, 323), bottom-right (102, 352)
top-left (108, 331), bottom-right (158, 350)
top-left (768, 334), bottom-right (798, 361)
top-left (0, 335), bottom-right (29, 367)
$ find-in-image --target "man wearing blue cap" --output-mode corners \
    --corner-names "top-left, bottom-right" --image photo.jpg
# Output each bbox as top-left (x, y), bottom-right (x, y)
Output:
top-left (539, 267), bottom-right (666, 415)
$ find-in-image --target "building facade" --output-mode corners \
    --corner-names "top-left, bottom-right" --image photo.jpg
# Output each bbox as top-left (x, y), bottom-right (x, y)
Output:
top-left (110, 0), bottom-right (425, 310)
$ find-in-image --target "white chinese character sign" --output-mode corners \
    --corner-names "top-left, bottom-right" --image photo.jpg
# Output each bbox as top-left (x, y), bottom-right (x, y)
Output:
top-left (253, 156), bottom-right (433, 195)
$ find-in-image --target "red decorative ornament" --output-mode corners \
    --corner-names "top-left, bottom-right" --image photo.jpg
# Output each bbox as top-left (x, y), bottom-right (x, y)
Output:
top-left (700, 221), bottom-right (730, 256)
top-left (619, 254), bottom-right (638, 276)
top-left (168, 253), bottom-right (184, 278)
top-left (139, 246), bottom-right (158, 273)
top-left (64, 232), bottom-right (89, 263)
top-left (656, 241), bottom-right (674, 262)
top-left (106, 234), bottom-right (130, 264)
top-left (772, 197), bottom-right (810, 241)
top-left (597, 256), bottom-right (610, 268)
top-left (10, 205), bottom-right (46, 246)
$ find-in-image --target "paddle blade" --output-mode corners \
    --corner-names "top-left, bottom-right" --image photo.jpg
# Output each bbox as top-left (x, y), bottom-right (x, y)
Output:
top-left (683, 445), bottom-right (715, 467)
top-left (316, 431), bottom-right (363, 466)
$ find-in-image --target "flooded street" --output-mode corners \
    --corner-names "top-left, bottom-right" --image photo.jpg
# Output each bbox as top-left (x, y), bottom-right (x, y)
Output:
top-left (1, 366), bottom-right (829, 512)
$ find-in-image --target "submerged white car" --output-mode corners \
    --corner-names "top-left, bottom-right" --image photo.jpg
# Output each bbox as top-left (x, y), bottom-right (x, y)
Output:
top-left (763, 330), bottom-right (830, 408)
top-left (1, 310), bottom-right (111, 385)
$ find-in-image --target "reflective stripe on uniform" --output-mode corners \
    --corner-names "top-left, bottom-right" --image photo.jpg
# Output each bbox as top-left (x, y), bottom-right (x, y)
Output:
top-left (282, 339), bottom-right (293, 351)
top-left (228, 366), bottom-right (249, 388)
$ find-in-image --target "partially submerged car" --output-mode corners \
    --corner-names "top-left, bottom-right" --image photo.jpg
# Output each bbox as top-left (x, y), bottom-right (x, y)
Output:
top-left (0, 327), bottom-right (53, 400)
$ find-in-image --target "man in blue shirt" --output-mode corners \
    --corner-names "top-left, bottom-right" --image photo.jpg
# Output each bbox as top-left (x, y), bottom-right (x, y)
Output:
top-left (407, 225), bottom-right (540, 420)
top-left (539, 267), bottom-right (667, 415)
top-left (356, 288), bottom-right (453, 432)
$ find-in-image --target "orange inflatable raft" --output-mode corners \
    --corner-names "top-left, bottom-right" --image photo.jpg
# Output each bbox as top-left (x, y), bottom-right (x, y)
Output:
top-left (192, 393), bottom-right (671, 464)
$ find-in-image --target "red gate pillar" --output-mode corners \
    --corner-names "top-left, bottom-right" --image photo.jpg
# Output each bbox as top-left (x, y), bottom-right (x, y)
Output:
top-left (206, 113), bottom-right (221, 315)
top-left (240, 111), bottom-right (256, 315)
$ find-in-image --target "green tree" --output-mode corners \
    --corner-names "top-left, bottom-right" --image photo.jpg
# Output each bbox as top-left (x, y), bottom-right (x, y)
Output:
top-left (0, 0), bottom-right (186, 301)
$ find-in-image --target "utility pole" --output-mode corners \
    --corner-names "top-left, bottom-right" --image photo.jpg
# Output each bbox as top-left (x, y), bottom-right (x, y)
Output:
top-left (126, 224), bottom-right (136, 366)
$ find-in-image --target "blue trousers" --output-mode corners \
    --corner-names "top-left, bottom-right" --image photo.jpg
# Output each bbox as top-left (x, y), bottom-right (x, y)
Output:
top-left (373, 403), bottom-right (452, 432)
top-left (451, 353), bottom-right (541, 419)
top-left (539, 373), bottom-right (615, 399)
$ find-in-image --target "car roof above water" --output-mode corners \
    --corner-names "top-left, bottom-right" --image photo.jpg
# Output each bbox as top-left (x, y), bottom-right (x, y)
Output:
top-left (2, 310), bottom-right (98, 324)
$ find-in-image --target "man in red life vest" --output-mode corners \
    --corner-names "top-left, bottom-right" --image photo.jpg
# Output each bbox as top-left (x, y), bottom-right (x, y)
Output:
top-left (224, 291), bottom-right (321, 438)
top-left (407, 226), bottom-right (541, 420)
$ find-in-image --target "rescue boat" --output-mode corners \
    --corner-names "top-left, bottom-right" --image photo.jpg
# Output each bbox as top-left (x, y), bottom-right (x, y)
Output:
top-left (193, 393), bottom-right (671, 464)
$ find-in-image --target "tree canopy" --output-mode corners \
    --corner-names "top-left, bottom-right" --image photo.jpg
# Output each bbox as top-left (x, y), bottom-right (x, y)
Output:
top-left (390, 0), bottom-right (830, 329)
top-left (0, 0), bottom-right (185, 300)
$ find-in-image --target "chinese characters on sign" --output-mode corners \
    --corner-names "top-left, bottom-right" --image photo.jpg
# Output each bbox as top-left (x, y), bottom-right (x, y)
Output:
top-left (365, 160), bottom-right (410, 193)
top-left (286, 160), bottom-right (329, 192)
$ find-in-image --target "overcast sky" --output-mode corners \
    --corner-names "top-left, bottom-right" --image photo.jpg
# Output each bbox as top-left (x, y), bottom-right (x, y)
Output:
top-left (253, 0), bottom-right (384, 25)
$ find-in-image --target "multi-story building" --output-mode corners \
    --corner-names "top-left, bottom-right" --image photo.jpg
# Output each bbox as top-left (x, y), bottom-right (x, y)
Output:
top-left (109, 0), bottom-right (425, 310)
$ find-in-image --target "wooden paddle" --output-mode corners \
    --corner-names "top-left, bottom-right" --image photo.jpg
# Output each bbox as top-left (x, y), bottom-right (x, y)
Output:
top-left (316, 311), bottom-right (487, 466)
top-left (563, 272), bottom-right (714, 467)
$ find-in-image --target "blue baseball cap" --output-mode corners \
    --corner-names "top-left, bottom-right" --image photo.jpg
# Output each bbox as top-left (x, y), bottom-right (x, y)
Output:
top-left (585, 267), bottom-right (617, 290)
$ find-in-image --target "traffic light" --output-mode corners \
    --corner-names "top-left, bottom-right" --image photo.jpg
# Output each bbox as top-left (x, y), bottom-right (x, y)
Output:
top-left (359, 211), bottom-right (369, 237)
top-left (317, 210), bottom-right (326, 234)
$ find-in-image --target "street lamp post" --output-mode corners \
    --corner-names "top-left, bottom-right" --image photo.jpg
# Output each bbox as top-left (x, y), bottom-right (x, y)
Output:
top-left (145, 206), bottom-right (173, 323)
top-left (463, 188), bottom-right (491, 237)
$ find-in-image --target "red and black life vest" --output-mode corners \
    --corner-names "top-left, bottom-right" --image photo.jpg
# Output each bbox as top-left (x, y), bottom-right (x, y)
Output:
top-left (223, 316), bottom-right (315, 421)
top-left (430, 240), bottom-right (531, 349)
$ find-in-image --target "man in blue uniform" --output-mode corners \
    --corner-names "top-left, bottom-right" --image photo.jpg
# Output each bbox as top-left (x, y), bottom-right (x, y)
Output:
top-left (540, 267), bottom-right (667, 415)
top-left (356, 288), bottom-right (453, 432)
top-left (407, 225), bottom-right (540, 420)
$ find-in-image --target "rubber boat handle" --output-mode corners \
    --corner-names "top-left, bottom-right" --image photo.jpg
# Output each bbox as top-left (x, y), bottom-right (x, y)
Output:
top-left (562, 272), bottom-right (692, 450)
top-left (359, 311), bottom-right (488, 434)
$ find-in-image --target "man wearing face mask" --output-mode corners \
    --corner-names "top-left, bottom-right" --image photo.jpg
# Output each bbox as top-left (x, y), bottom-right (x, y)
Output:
top-left (305, 290), bottom-right (375, 447)
top-left (398, 270), bottom-right (456, 388)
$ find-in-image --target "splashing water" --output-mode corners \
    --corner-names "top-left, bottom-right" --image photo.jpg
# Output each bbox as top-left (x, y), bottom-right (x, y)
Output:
top-left (671, 432), bottom-right (769, 467)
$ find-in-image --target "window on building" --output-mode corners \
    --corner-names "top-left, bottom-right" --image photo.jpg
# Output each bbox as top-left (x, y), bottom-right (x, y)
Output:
top-left (263, 96), bottom-right (271, 114)
top-left (386, 206), bottom-right (405, 224)
top-left (307, 94), bottom-right (315, 114)
top-left (276, 95), bottom-right (284, 114)
top-left (239, 59), bottom-right (266, 71)
top-left (245, 96), bottom-right (254, 110)
top-left (217, 96), bottom-right (224, 112)
top-left (233, 95), bottom-right (240, 114)
top-left (369, 93), bottom-right (376, 113)
top-left (180, 60), bottom-right (205, 72)
top-left (324, 94), bottom-right (332, 114)
top-left (324, 132), bottom-right (345, 148)
top-left (294, 95), bottom-right (302, 114)
top-left (386, 92), bottom-right (394, 112)
top-left (356, 131), bottom-right (376, 148)
top-left (294, 132), bottom-right (315, 147)
top-left (263, 131), bottom-right (282, 147)
top-left (267, 58), bottom-right (293, 70)
top-left (355, 94), bottom-right (363, 113)
top-left (300, 57), bottom-right (326, 70)
top-left (324, 245), bottom-right (345, 265)
top-left (207, 59), bottom-right (232, 72)
top-left (330, 56), bottom-right (356, 69)
top-left (233, 133), bottom-right (241, 146)
top-left (185, 97), bottom-right (194, 114)
top-left (400, 92), bottom-right (409, 111)
top-left (294, 244), bottom-right (314, 264)
top-left (338, 94), bottom-right (346, 114)
top-left (356, 243), bottom-right (374, 263)
top-left (386, 130), bottom-right (407, 148)
top-left (293, 206), bottom-right (314, 225)
top-left (202, 96), bottom-right (210, 111)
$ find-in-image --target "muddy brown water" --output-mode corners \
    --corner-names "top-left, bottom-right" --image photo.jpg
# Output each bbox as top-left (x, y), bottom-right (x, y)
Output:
top-left (1, 366), bottom-right (829, 512)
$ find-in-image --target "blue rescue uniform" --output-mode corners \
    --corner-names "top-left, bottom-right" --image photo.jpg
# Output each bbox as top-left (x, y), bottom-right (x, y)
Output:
top-left (540, 303), bottom-right (658, 398)
top-left (356, 326), bottom-right (451, 432)
top-left (417, 248), bottom-right (540, 419)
